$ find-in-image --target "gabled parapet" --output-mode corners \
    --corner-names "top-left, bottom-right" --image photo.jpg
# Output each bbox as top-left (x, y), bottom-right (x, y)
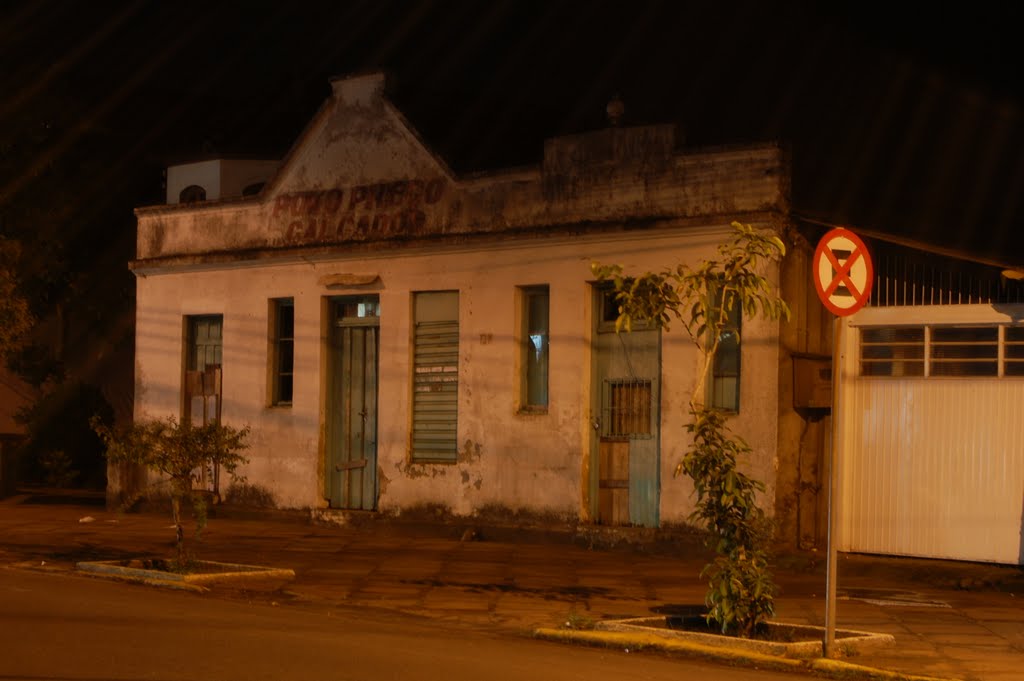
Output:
top-left (134, 72), bottom-right (789, 268)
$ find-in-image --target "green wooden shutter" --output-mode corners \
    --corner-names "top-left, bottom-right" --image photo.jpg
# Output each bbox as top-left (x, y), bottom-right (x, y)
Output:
top-left (412, 292), bottom-right (459, 461)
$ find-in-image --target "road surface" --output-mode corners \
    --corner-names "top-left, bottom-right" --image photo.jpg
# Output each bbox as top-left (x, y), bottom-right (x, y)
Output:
top-left (1, 568), bottom-right (803, 680)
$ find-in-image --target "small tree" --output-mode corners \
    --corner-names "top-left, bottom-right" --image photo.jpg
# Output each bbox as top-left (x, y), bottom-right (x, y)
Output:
top-left (594, 221), bottom-right (789, 637)
top-left (0, 238), bottom-right (34, 363)
top-left (92, 416), bottom-right (250, 565)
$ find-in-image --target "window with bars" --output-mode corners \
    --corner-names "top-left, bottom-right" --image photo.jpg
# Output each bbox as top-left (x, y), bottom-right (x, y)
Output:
top-left (602, 378), bottom-right (653, 439)
top-left (860, 325), bottom-right (1024, 377)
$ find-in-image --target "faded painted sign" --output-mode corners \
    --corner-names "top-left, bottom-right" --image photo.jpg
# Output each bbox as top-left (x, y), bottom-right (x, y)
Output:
top-left (273, 178), bottom-right (447, 245)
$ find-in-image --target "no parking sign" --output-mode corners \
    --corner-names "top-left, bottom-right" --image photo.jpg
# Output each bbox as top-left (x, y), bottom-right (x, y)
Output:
top-left (813, 228), bottom-right (873, 316)
top-left (812, 226), bottom-right (874, 657)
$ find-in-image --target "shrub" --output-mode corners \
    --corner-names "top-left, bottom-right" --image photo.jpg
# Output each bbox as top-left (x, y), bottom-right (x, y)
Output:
top-left (92, 415), bottom-right (249, 563)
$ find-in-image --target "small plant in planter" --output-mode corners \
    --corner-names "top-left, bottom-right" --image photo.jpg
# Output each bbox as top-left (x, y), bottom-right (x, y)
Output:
top-left (92, 415), bottom-right (250, 567)
top-left (595, 221), bottom-right (789, 638)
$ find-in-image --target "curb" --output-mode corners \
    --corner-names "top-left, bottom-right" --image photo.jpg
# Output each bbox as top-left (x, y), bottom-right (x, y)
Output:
top-left (595, 616), bottom-right (895, 659)
top-left (532, 628), bottom-right (963, 681)
top-left (76, 560), bottom-right (296, 592)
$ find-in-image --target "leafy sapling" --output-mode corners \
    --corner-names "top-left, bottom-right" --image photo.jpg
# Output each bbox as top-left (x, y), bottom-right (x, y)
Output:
top-left (594, 221), bottom-right (789, 637)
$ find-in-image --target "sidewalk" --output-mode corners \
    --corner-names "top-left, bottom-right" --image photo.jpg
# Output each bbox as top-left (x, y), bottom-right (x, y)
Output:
top-left (2, 491), bottom-right (1022, 681)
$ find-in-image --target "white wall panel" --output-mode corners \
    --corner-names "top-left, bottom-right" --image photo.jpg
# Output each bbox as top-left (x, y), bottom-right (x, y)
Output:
top-left (838, 309), bottom-right (1024, 564)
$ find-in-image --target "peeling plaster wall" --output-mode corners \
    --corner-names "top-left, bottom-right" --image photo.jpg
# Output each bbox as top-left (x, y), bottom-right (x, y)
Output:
top-left (134, 225), bottom-right (782, 519)
top-left (131, 72), bottom-right (790, 521)
top-left (137, 144), bottom-right (785, 261)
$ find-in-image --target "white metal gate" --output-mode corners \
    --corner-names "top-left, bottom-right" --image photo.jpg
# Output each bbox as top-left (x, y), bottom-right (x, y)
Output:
top-left (837, 305), bottom-right (1024, 564)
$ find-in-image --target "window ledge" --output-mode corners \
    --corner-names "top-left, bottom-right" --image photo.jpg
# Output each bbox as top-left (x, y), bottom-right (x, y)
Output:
top-left (516, 406), bottom-right (549, 416)
top-left (409, 457), bottom-right (457, 465)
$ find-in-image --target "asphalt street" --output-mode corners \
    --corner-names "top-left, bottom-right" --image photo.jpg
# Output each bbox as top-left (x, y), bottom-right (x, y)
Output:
top-left (1, 568), bottom-right (800, 681)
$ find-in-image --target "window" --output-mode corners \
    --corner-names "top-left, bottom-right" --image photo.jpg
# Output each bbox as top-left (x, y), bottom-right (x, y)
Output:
top-left (708, 297), bottom-right (741, 412)
top-left (179, 184), bottom-right (207, 203)
top-left (602, 378), bottom-right (653, 438)
top-left (242, 182), bottom-right (265, 197)
top-left (597, 286), bottom-right (655, 331)
top-left (412, 292), bottom-right (459, 462)
top-left (520, 286), bottom-right (549, 410)
top-left (270, 299), bottom-right (294, 405)
top-left (860, 324), bottom-right (1023, 377)
top-left (185, 315), bottom-right (222, 424)
top-left (861, 327), bottom-right (925, 377)
top-left (930, 326), bottom-right (997, 377)
top-left (1005, 327), bottom-right (1024, 376)
top-left (188, 315), bottom-right (222, 372)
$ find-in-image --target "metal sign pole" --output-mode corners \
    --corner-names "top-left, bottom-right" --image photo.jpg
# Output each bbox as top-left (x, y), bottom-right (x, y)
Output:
top-left (812, 227), bottom-right (871, 660)
top-left (823, 315), bottom-right (840, 657)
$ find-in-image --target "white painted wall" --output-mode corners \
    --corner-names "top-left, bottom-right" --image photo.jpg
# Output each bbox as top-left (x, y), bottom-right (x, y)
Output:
top-left (166, 159), bottom-right (280, 204)
top-left (166, 160), bottom-right (221, 204)
top-left (134, 224), bottom-right (783, 520)
top-left (837, 305), bottom-right (1024, 564)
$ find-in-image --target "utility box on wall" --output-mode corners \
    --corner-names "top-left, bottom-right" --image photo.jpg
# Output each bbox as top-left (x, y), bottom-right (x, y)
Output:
top-left (793, 354), bottom-right (832, 410)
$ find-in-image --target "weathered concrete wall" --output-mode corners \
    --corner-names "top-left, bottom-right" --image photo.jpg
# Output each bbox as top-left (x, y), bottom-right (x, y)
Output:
top-left (773, 228), bottom-right (833, 548)
top-left (136, 73), bottom-right (787, 264)
top-left (134, 223), bottom-right (782, 519)
top-left (138, 143), bottom-right (785, 262)
top-left (131, 72), bottom-right (791, 522)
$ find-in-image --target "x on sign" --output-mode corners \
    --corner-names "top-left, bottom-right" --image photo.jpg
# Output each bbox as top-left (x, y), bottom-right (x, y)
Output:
top-left (813, 228), bottom-right (874, 316)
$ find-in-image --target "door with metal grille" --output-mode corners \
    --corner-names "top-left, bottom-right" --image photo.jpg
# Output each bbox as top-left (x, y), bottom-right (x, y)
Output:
top-left (591, 288), bottom-right (661, 527)
top-left (326, 297), bottom-right (379, 510)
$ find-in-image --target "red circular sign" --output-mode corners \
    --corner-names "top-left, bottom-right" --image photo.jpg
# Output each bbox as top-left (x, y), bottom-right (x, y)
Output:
top-left (813, 228), bottom-right (874, 316)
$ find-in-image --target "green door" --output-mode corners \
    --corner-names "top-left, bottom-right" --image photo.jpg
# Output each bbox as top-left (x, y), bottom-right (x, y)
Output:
top-left (591, 287), bottom-right (661, 527)
top-left (327, 296), bottom-right (379, 510)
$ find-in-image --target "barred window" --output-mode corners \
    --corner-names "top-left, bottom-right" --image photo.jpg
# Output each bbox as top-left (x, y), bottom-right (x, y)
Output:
top-left (602, 378), bottom-right (653, 439)
top-left (1005, 327), bottom-right (1024, 376)
top-left (860, 325), bottom-right (1022, 378)
top-left (860, 327), bottom-right (924, 377)
top-left (929, 326), bottom-right (997, 377)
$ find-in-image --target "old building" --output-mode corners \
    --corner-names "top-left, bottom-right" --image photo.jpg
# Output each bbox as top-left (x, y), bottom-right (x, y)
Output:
top-left (129, 72), bottom-right (817, 530)
top-left (128, 71), bottom-right (1024, 565)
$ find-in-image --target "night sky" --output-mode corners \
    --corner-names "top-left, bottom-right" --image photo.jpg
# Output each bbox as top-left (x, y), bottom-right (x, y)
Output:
top-left (3, 0), bottom-right (1024, 263)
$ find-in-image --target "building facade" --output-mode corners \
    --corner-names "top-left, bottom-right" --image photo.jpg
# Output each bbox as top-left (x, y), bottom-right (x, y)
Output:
top-left (129, 72), bottom-right (1024, 565)
top-left (129, 72), bottom-right (809, 529)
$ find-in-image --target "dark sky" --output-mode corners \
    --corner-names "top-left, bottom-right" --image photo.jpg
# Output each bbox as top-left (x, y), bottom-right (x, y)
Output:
top-left (3, 0), bottom-right (1024, 262)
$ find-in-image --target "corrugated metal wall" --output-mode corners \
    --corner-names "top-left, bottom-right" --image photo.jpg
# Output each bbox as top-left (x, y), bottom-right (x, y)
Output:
top-left (838, 310), bottom-right (1024, 564)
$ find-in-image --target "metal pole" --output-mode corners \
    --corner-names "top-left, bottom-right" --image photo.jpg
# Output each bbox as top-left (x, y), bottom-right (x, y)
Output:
top-left (823, 315), bottom-right (840, 657)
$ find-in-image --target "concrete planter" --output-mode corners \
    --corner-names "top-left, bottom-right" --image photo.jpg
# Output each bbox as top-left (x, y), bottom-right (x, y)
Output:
top-left (76, 559), bottom-right (295, 593)
top-left (595, 616), bottom-right (895, 658)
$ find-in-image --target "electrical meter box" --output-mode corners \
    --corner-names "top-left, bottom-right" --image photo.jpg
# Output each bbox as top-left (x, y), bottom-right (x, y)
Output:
top-left (793, 355), bottom-right (832, 410)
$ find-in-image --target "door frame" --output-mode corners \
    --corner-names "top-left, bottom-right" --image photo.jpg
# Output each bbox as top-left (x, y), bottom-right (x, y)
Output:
top-left (323, 295), bottom-right (380, 510)
top-left (588, 285), bottom-right (662, 527)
